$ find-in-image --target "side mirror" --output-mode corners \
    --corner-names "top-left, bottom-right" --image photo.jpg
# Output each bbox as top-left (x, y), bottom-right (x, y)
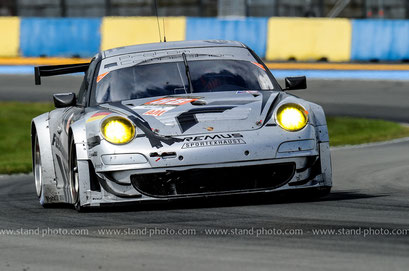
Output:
top-left (284, 76), bottom-right (307, 90)
top-left (53, 93), bottom-right (76, 108)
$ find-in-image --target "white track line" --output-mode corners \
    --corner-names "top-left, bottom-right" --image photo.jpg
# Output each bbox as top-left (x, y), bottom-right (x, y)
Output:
top-left (331, 136), bottom-right (409, 151)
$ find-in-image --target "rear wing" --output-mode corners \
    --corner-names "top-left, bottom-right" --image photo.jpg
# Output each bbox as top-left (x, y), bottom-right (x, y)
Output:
top-left (34, 63), bottom-right (90, 85)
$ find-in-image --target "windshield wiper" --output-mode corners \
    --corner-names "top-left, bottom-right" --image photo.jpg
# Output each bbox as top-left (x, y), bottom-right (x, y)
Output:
top-left (182, 53), bottom-right (194, 94)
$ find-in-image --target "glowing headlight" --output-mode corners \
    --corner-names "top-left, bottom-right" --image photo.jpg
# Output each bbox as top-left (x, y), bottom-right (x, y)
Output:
top-left (101, 116), bottom-right (135, 144)
top-left (276, 103), bottom-right (308, 131)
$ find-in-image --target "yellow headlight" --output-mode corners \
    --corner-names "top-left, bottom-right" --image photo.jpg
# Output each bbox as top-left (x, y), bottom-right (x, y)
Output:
top-left (101, 117), bottom-right (135, 144)
top-left (276, 103), bottom-right (308, 131)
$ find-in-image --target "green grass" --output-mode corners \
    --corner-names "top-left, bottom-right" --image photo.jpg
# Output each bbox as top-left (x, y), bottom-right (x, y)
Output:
top-left (1, 102), bottom-right (409, 174)
top-left (0, 102), bottom-right (54, 174)
top-left (327, 116), bottom-right (409, 146)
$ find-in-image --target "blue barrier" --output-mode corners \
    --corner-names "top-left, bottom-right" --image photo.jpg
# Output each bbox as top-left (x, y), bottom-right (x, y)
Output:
top-left (351, 20), bottom-right (409, 61)
top-left (20, 18), bottom-right (101, 57)
top-left (186, 17), bottom-right (268, 58)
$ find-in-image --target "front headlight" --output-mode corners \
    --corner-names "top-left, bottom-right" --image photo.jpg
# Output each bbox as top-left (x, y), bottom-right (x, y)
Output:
top-left (101, 116), bottom-right (135, 144)
top-left (276, 103), bottom-right (308, 131)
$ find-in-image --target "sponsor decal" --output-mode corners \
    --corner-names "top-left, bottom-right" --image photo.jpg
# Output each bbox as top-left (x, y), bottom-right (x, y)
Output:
top-left (45, 195), bottom-right (61, 202)
top-left (182, 139), bottom-right (246, 149)
top-left (96, 72), bottom-right (109, 83)
top-left (86, 112), bottom-right (111, 123)
top-left (143, 108), bottom-right (173, 117)
top-left (144, 97), bottom-right (199, 106)
top-left (180, 133), bottom-right (246, 149)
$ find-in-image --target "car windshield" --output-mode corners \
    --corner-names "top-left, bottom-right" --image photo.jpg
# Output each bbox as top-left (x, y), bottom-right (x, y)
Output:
top-left (95, 59), bottom-right (275, 104)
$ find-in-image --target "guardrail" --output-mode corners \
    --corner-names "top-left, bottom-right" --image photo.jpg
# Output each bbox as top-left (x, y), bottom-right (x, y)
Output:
top-left (0, 17), bottom-right (408, 62)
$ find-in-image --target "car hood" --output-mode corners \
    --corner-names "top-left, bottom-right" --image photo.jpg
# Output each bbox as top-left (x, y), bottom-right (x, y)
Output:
top-left (104, 91), bottom-right (280, 136)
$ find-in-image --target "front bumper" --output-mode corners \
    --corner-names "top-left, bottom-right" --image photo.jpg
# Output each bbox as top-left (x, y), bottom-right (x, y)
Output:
top-left (82, 125), bottom-right (332, 207)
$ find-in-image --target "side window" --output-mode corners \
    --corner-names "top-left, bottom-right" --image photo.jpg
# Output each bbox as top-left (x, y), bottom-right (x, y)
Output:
top-left (86, 60), bottom-right (97, 87)
top-left (77, 76), bottom-right (87, 106)
top-left (77, 58), bottom-right (98, 107)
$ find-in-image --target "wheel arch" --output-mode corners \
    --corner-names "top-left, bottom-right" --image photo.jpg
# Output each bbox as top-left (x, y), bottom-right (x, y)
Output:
top-left (31, 112), bottom-right (65, 205)
top-left (307, 102), bottom-right (327, 127)
top-left (31, 113), bottom-right (57, 187)
top-left (304, 102), bottom-right (332, 187)
top-left (69, 119), bottom-right (88, 160)
top-left (68, 119), bottom-right (94, 208)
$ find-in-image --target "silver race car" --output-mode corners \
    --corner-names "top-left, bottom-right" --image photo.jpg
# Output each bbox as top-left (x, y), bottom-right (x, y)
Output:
top-left (31, 40), bottom-right (332, 211)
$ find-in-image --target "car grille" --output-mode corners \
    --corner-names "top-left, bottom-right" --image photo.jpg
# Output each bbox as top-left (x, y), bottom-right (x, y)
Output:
top-left (130, 162), bottom-right (295, 197)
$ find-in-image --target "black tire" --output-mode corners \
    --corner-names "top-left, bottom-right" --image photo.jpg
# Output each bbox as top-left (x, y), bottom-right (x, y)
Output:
top-left (33, 133), bottom-right (52, 208)
top-left (68, 136), bottom-right (83, 212)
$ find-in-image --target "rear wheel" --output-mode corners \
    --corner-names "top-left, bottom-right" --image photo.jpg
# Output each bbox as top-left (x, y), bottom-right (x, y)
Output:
top-left (34, 135), bottom-right (42, 197)
top-left (33, 134), bottom-right (51, 207)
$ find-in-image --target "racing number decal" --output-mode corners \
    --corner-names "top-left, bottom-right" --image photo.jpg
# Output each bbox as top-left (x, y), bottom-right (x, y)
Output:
top-left (144, 97), bottom-right (198, 106)
top-left (143, 108), bottom-right (173, 117)
top-left (142, 97), bottom-right (202, 117)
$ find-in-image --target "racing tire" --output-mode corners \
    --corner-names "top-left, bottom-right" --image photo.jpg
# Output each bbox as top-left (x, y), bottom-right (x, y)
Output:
top-left (68, 136), bottom-right (85, 212)
top-left (33, 133), bottom-right (52, 208)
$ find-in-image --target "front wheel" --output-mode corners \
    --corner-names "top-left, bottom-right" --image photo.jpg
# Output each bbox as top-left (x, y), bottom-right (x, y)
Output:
top-left (68, 136), bottom-right (84, 212)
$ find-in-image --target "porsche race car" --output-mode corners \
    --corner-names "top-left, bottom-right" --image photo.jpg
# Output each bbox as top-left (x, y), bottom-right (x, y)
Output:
top-left (31, 40), bottom-right (332, 211)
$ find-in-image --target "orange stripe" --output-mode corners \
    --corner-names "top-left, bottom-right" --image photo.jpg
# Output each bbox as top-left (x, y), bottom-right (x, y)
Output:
top-left (265, 62), bottom-right (409, 71)
top-left (97, 72), bottom-right (109, 83)
top-left (90, 112), bottom-right (111, 118)
top-left (0, 57), bottom-right (91, 65)
top-left (86, 116), bottom-right (106, 123)
top-left (1, 57), bottom-right (408, 71)
top-left (86, 113), bottom-right (111, 123)
top-left (251, 61), bottom-right (266, 71)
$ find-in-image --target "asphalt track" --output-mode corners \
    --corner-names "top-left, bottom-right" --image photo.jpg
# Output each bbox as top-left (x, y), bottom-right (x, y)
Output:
top-left (0, 75), bottom-right (409, 271)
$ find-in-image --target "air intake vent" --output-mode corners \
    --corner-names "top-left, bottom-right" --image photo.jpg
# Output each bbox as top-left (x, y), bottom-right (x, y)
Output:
top-left (131, 163), bottom-right (295, 197)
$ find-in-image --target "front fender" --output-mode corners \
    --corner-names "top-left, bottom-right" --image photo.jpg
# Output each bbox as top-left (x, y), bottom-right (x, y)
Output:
top-left (70, 118), bottom-right (93, 206)
top-left (31, 112), bottom-right (62, 204)
top-left (31, 113), bottom-right (56, 185)
top-left (70, 118), bottom-right (88, 160)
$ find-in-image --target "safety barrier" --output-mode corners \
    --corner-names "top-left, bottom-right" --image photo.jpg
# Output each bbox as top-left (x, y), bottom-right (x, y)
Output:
top-left (266, 18), bottom-right (351, 62)
top-left (0, 17), bottom-right (409, 61)
top-left (186, 17), bottom-right (268, 58)
top-left (351, 19), bottom-right (409, 61)
top-left (101, 17), bottom-right (186, 51)
top-left (20, 18), bottom-right (101, 57)
top-left (0, 17), bottom-right (20, 57)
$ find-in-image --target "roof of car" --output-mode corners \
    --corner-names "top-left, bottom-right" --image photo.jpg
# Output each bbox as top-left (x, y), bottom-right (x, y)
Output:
top-left (102, 40), bottom-right (247, 58)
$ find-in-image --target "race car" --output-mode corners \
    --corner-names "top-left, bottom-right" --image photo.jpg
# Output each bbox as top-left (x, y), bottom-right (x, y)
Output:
top-left (31, 40), bottom-right (332, 211)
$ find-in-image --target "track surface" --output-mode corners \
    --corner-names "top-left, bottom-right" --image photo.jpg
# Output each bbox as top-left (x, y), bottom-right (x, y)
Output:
top-left (0, 75), bottom-right (409, 270)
